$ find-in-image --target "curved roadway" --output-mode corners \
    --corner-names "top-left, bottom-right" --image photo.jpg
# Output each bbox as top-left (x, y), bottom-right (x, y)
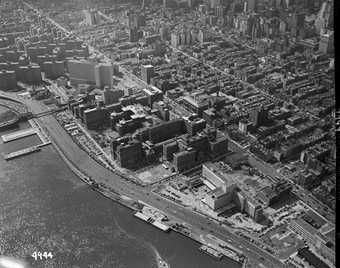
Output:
top-left (15, 94), bottom-right (284, 268)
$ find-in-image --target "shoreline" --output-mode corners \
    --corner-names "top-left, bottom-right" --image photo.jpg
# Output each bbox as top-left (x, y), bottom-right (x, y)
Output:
top-left (0, 93), bottom-right (283, 268)
top-left (47, 118), bottom-right (244, 266)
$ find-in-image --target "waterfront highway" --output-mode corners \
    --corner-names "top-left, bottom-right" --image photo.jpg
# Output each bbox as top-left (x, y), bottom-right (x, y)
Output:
top-left (19, 3), bottom-right (286, 266)
top-left (14, 93), bottom-right (284, 268)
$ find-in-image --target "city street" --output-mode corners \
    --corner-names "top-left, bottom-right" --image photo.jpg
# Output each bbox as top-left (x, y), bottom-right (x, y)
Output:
top-left (13, 2), bottom-right (335, 268)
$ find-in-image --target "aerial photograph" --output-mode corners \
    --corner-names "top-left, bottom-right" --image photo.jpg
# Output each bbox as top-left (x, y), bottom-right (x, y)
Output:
top-left (0, 0), bottom-right (335, 267)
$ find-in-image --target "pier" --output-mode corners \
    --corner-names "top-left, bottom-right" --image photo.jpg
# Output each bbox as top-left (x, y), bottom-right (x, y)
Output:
top-left (2, 117), bottom-right (51, 161)
top-left (3, 142), bottom-right (51, 161)
top-left (4, 145), bottom-right (41, 160)
top-left (134, 211), bottom-right (170, 232)
top-left (28, 119), bottom-right (50, 144)
top-left (1, 128), bottom-right (37, 143)
top-left (199, 245), bottom-right (223, 260)
top-left (1, 118), bottom-right (49, 144)
top-left (152, 220), bottom-right (170, 232)
top-left (134, 211), bottom-right (150, 221)
top-left (201, 234), bottom-right (245, 264)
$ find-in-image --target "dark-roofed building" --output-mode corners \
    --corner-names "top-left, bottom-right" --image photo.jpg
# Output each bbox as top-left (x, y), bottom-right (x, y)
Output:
top-left (297, 247), bottom-right (330, 268)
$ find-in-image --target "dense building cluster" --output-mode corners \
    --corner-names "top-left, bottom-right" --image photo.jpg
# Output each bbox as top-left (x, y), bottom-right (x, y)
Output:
top-left (202, 161), bottom-right (292, 221)
top-left (0, 0), bottom-right (335, 267)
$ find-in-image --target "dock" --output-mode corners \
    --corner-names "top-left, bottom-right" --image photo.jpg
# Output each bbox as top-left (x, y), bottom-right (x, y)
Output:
top-left (217, 244), bottom-right (243, 263)
top-left (134, 211), bottom-right (170, 232)
top-left (134, 211), bottom-right (150, 221)
top-left (1, 128), bottom-right (37, 142)
top-left (206, 234), bottom-right (243, 255)
top-left (152, 220), bottom-right (170, 232)
top-left (3, 142), bottom-right (50, 161)
top-left (202, 234), bottom-right (244, 264)
top-left (28, 119), bottom-right (50, 144)
top-left (199, 245), bottom-right (223, 260)
top-left (1, 118), bottom-right (51, 161)
top-left (4, 145), bottom-right (41, 160)
top-left (1, 119), bottom-right (50, 145)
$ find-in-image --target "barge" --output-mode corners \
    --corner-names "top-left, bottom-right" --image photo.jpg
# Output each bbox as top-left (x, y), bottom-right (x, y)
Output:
top-left (199, 245), bottom-right (223, 260)
top-left (134, 211), bottom-right (170, 232)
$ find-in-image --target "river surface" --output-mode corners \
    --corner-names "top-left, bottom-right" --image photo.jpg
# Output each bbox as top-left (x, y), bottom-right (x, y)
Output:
top-left (0, 123), bottom-right (241, 268)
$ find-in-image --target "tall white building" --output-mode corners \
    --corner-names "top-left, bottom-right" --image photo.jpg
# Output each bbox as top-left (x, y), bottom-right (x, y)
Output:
top-left (315, 1), bottom-right (333, 34)
top-left (67, 59), bottom-right (113, 87)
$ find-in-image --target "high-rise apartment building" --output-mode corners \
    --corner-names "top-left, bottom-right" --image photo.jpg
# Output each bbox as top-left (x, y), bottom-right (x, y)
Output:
top-left (141, 64), bottom-right (154, 84)
top-left (95, 63), bottom-right (113, 88)
top-left (319, 30), bottom-right (334, 54)
top-left (250, 106), bottom-right (268, 127)
top-left (67, 60), bottom-right (113, 87)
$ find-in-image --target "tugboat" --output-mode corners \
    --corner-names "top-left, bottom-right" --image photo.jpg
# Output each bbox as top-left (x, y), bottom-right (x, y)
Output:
top-left (158, 259), bottom-right (169, 268)
top-left (154, 248), bottom-right (169, 268)
top-left (90, 180), bottom-right (99, 189)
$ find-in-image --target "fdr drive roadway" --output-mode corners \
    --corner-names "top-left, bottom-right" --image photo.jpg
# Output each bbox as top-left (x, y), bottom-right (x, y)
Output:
top-left (20, 3), bottom-right (285, 266)
top-left (14, 94), bottom-right (285, 268)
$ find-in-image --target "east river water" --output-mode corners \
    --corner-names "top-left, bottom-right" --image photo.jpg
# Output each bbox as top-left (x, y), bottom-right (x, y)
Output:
top-left (0, 123), bottom-right (241, 268)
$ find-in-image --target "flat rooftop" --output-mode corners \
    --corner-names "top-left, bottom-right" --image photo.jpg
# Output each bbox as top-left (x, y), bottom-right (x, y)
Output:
top-left (203, 162), bottom-right (236, 189)
top-left (221, 170), bottom-right (273, 199)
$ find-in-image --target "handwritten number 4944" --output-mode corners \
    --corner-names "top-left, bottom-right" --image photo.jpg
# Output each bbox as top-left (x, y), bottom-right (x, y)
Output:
top-left (31, 252), bottom-right (53, 261)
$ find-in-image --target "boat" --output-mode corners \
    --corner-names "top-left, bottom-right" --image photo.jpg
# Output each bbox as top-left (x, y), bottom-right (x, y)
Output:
top-left (90, 181), bottom-right (99, 189)
top-left (217, 244), bottom-right (243, 263)
top-left (199, 245), bottom-right (223, 260)
top-left (158, 259), bottom-right (169, 268)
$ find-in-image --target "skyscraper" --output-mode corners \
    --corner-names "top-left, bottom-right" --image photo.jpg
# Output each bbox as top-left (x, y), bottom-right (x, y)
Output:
top-left (250, 106), bottom-right (268, 127)
top-left (209, 0), bottom-right (221, 9)
top-left (129, 28), bottom-right (140, 42)
top-left (163, 0), bottom-right (176, 8)
top-left (83, 10), bottom-right (98, 26)
top-left (171, 32), bottom-right (180, 47)
top-left (160, 24), bottom-right (169, 41)
top-left (94, 63), bottom-right (113, 88)
top-left (319, 30), bottom-right (334, 54)
top-left (215, 5), bottom-right (225, 18)
top-left (187, 0), bottom-right (197, 9)
top-left (141, 64), bottom-right (154, 84)
top-left (315, 1), bottom-right (333, 34)
top-left (246, 0), bottom-right (256, 12)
